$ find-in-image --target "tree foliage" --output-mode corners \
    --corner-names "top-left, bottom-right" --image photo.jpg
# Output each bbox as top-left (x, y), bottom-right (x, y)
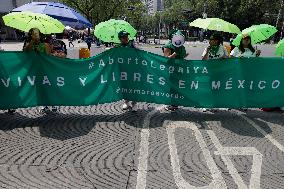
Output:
top-left (59, 0), bottom-right (128, 24)
top-left (60, 0), bottom-right (283, 32)
top-left (163, 0), bottom-right (282, 29)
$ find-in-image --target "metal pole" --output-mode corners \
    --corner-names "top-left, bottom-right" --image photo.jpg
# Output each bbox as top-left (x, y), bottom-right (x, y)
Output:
top-left (280, 21), bottom-right (284, 39)
top-left (276, 0), bottom-right (284, 27)
top-left (159, 13), bottom-right (161, 44)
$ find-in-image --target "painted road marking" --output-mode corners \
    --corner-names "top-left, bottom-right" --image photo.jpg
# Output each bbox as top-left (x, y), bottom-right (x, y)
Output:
top-left (136, 106), bottom-right (164, 189)
top-left (206, 121), bottom-right (262, 189)
top-left (236, 113), bottom-right (284, 153)
top-left (136, 112), bottom-right (266, 189)
top-left (166, 121), bottom-right (227, 189)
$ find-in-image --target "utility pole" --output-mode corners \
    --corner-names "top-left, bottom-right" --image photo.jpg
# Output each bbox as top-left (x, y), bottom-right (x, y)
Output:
top-left (276, 0), bottom-right (284, 27)
top-left (158, 12), bottom-right (161, 44)
top-left (202, 2), bottom-right (207, 19)
top-left (200, 1), bottom-right (207, 42)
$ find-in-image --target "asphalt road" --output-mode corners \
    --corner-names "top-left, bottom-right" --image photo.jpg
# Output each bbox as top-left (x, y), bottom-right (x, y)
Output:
top-left (0, 41), bottom-right (284, 189)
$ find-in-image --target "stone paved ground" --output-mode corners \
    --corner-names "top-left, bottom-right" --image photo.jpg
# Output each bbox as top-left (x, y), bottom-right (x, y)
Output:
top-left (0, 103), bottom-right (284, 189)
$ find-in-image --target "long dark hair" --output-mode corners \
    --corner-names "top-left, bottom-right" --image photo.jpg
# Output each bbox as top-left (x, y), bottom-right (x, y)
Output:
top-left (210, 33), bottom-right (223, 46)
top-left (239, 36), bottom-right (255, 54)
top-left (23, 28), bottom-right (45, 50)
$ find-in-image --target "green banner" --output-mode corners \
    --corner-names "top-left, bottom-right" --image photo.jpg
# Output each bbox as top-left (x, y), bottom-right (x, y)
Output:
top-left (0, 47), bottom-right (283, 109)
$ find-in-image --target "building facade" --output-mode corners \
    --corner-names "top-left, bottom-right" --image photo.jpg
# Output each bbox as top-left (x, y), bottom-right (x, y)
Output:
top-left (143, 0), bottom-right (164, 15)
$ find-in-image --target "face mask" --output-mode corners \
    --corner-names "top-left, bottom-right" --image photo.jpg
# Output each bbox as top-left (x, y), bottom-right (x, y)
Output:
top-left (171, 31), bottom-right (185, 47)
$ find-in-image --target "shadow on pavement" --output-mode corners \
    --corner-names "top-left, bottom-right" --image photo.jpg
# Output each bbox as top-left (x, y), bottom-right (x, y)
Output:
top-left (0, 109), bottom-right (151, 141)
top-left (0, 107), bottom-right (280, 140)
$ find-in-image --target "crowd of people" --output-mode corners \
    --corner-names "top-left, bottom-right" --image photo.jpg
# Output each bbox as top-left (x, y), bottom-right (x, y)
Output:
top-left (1, 26), bottom-right (279, 115)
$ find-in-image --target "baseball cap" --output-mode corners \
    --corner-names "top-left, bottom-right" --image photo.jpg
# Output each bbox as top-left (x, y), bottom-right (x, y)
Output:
top-left (118, 31), bottom-right (130, 39)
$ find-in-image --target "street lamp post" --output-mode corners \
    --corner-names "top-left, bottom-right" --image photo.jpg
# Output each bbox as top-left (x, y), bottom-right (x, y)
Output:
top-left (200, 2), bottom-right (207, 42)
top-left (158, 12), bottom-right (161, 44)
top-left (276, 0), bottom-right (284, 27)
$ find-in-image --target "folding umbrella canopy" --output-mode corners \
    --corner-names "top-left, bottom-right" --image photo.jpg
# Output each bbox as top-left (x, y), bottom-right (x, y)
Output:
top-left (190, 18), bottom-right (241, 34)
top-left (94, 19), bottom-right (137, 43)
top-left (232, 24), bottom-right (277, 46)
top-left (275, 39), bottom-right (284, 56)
top-left (12, 2), bottom-right (92, 29)
top-left (3, 12), bottom-right (65, 34)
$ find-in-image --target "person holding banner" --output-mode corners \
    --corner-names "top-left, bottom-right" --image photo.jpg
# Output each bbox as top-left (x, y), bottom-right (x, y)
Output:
top-left (230, 34), bottom-right (261, 58)
top-left (230, 35), bottom-right (279, 112)
top-left (230, 34), bottom-right (263, 111)
top-left (116, 30), bottom-right (138, 112)
top-left (23, 28), bottom-right (57, 114)
top-left (0, 44), bottom-right (15, 114)
top-left (202, 33), bottom-right (228, 60)
top-left (162, 30), bottom-right (188, 111)
top-left (202, 33), bottom-right (228, 112)
top-left (23, 28), bottom-right (52, 54)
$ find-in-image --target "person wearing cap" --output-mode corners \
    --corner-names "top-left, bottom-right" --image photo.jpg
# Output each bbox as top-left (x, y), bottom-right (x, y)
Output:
top-left (230, 34), bottom-right (261, 58)
top-left (162, 30), bottom-right (188, 111)
top-left (202, 33), bottom-right (228, 60)
top-left (116, 30), bottom-right (137, 111)
top-left (116, 31), bottom-right (136, 48)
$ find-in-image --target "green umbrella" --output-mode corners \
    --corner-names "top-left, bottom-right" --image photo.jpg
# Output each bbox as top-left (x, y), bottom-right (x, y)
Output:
top-left (94, 19), bottom-right (137, 43)
top-left (232, 24), bottom-right (277, 46)
top-left (189, 18), bottom-right (241, 34)
top-left (3, 11), bottom-right (65, 34)
top-left (275, 39), bottom-right (284, 56)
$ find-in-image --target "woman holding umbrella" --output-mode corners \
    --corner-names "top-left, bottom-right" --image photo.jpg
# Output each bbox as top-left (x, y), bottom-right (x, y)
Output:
top-left (23, 28), bottom-right (52, 54)
top-left (23, 28), bottom-right (58, 114)
top-left (230, 34), bottom-right (261, 58)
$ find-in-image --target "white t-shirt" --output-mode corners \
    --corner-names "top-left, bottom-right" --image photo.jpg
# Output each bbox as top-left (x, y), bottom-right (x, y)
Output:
top-left (202, 45), bottom-right (228, 59)
top-left (230, 47), bottom-right (256, 58)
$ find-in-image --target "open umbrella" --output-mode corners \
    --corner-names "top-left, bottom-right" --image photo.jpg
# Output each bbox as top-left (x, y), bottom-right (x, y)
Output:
top-left (275, 39), bottom-right (284, 56)
top-left (189, 18), bottom-right (241, 34)
top-left (12, 2), bottom-right (92, 29)
top-left (94, 19), bottom-right (136, 43)
top-left (232, 24), bottom-right (277, 46)
top-left (3, 11), bottom-right (65, 34)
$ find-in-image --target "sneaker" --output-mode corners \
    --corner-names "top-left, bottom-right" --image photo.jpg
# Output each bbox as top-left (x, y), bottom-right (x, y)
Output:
top-left (165, 105), bottom-right (178, 112)
top-left (218, 108), bottom-right (229, 111)
top-left (41, 106), bottom-right (51, 114)
top-left (122, 103), bottom-right (130, 110)
top-left (51, 107), bottom-right (57, 112)
top-left (7, 109), bottom-right (16, 115)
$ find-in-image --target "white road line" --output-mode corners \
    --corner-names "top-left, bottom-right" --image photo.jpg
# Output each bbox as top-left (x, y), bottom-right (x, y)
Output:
top-left (206, 121), bottom-right (262, 189)
top-left (135, 106), bottom-right (164, 189)
top-left (235, 112), bottom-right (284, 153)
top-left (166, 121), bottom-right (227, 189)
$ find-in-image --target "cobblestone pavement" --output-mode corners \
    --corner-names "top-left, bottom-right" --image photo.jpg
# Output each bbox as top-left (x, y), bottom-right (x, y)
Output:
top-left (0, 103), bottom-right (284, 189)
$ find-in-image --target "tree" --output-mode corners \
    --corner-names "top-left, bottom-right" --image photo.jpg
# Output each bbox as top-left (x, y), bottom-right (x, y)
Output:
top-left (59, 0), bottom-right (128, 24)
top-left (125, 1), bottom-right (148, 31)
top-left (162, 0), bottom-right (282, 30)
